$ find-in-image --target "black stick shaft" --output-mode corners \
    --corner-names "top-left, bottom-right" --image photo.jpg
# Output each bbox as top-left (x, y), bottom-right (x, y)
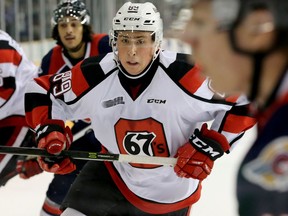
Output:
top-left (0, 146), bottom-right (177, 166)
top-left (0, 146), bottom-right (119, 162)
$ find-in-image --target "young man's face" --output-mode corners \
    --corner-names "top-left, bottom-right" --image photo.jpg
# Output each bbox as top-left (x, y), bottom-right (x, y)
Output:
top-left (117, 31), bottom-right (156, 76)
top-left (57, 16), bottom-right (84, 51)
top-left (184, 1), bottom-right (252, 95)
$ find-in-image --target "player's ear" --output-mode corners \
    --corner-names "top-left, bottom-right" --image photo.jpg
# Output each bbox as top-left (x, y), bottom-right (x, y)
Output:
top-left (234, 9), bottom-right (276, 53)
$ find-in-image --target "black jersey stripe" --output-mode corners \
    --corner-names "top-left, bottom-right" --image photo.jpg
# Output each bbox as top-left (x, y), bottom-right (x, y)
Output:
top-left (163, 53), bottom-right (194, 81)
top-left (80, 56), bottom-right (107, 87)
top-left (65, 55), bottom-right (117, 105)
top-left (0, 40), bottom-right (15, 50)
top-left (1, 77), bottom-right (16, 89)
top-left (25, 93), bottom-right (52, 112)
top-left (160, 53), bottom-right (237, 106)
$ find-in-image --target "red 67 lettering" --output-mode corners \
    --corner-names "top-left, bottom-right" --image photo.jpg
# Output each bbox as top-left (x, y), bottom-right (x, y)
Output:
top-left (52, 71), bottom-right (72, 97)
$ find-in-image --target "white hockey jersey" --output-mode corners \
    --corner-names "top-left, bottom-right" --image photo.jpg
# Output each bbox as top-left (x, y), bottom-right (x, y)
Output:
top-left (0, 30), bottom-right (38, 180)
top-left (0, 30), bottom-right (38, 126)
top-left (25, 50), bottom-right (255, 213)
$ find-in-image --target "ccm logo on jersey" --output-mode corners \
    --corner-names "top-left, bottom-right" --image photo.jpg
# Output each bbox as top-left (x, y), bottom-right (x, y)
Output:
top-left (124, 17), bottom-right (140, 21)
top-left (147, 99), bottom-right (166, 104)
top-left (190, 134), bottom-right (221, 159)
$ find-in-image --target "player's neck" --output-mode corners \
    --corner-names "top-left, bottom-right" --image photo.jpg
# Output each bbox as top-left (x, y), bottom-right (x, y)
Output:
top-left (67, 42), bottom-right (86, 59)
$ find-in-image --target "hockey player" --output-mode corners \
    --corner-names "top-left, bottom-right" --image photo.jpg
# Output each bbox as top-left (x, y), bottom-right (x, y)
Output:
top-left (25, 2), bottom-right (255, 216)
top-left (0, 30), bottom-right (40, 185)
top-left (37, 0), bottom-right (111, 215)
top-left (186, 0), bottom-right (288, 215)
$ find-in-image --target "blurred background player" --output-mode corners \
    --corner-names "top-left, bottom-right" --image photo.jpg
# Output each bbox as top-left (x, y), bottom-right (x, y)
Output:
top-left (185, 0), bottom-right (288, 215)
top-left (25, 2), bottom-right (254, 215)
top-left (38, 0), bottom-right (111, 215)
top-left (0, 30), bottom-right (40, 186)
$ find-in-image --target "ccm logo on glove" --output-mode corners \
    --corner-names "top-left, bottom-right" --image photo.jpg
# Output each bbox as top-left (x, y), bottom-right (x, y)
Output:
top-left (190, 133), bottom-right (223, 160)
top-left (174, 123), bottom-right (230, 180)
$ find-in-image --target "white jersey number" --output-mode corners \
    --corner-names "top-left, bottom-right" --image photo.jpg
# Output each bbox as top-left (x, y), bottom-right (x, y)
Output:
top-left (52, 71), bottom-right (72, 97)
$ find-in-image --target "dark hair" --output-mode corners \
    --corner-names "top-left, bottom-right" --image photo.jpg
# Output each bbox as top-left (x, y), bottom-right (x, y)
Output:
top-left (52, 24), bottom-right (94, 46)
top-left (113, 31), bottom-right (156, 42)
top-left (152, 33), bottom-right (156, 42)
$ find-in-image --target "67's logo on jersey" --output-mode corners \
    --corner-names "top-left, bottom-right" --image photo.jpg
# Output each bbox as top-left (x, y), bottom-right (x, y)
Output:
top-left (115, 118), bottom-right (170, 168)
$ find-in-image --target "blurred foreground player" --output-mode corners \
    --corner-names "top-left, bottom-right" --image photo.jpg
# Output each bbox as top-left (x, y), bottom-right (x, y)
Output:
top-left (185, 0), bottom-right (288, 215)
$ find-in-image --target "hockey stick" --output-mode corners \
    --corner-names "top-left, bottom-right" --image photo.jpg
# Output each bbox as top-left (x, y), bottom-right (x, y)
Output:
top-left (0, 146), bottom-right (177, 167)
top-left (0, 123), bottom-right (93, 186)
top-left (0, 170), bottom-right (18, 186)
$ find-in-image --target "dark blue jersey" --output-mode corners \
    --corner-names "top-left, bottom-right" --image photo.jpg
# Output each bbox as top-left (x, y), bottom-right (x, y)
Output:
top-left (237, 71), bottom-right (288, 215)
top-left (40, 34), bottom-right (111, 76)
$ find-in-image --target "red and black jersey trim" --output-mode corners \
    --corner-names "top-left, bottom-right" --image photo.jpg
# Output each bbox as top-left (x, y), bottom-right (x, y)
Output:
top-left (0, 40), bottom-right (21, 105)
top-left (104, 159), bottom-right (202, 214)
top-left (1, 77), bottom-right (16, 90)
top-left (65, 55), bottom-right (117, 105)
top-left (0, 115), bottom-right (27, 128)
top-left (215, 103), bottom-right (256, 147)
top-left (79, 55), bottom-right (108, 87)
top-left (25, 93), bottom-right (52, 113)
top-left (163, 53), bottom-right (195, 81)
top-left (0, 77), bottom-right (16, 108)
top-left (0, 40), bottom-right (15, 50)
top-left (160, 53), bottom-right (235, 106)
top-left (25, 92), bottom-right (53, 126)
top-left (0, 40), bottom-right (22, 66)
top-left (218, 104), bottom-right (256, 135)
top-left (0, 40), bottom-right (14, 49)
